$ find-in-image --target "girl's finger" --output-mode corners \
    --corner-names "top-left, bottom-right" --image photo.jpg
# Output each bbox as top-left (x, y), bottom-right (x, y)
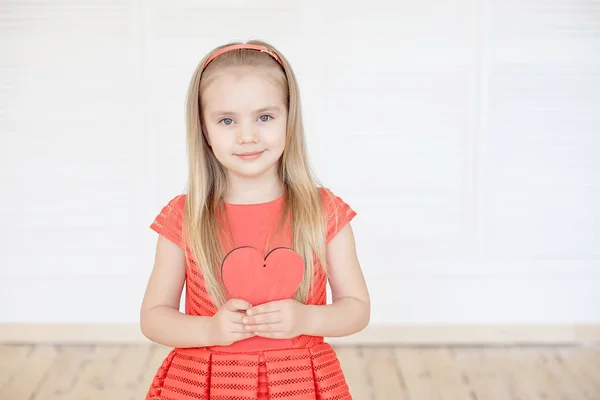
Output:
top-left (229, 311), bottom-right (246, 324)
top-left (245, 323), bottom-right (283, 333)
top-left (229, 322), bottom-right (249, 333)
top-left (242, 311), bottom-right (281, 325)
top-left (225, 298), bottom-right (253, 312)
top-left (247, 301), bottom-right (282, 316)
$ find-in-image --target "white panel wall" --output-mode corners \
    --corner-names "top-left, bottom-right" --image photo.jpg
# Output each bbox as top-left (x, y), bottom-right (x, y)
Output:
top-left (1, 0), bottom-right (598, 325)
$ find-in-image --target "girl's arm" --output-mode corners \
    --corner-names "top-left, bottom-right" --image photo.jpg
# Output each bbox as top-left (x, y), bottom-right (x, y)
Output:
top-left (140, 236), bottom-right (213, 348)
top-left (304, 223), bottom-right (370, 337)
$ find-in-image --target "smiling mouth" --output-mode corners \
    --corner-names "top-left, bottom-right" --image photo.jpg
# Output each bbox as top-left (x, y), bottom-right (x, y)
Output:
top-left (235, 150), bottom-right (265, 160)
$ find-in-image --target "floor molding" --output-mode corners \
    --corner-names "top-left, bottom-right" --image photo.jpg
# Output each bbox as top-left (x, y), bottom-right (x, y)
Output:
top-left (1, 323), bottom-right (599, 345)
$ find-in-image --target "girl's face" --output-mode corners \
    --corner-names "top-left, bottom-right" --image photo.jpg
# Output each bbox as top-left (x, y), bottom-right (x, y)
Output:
top-left (201, 67), bottom-right (287, 181)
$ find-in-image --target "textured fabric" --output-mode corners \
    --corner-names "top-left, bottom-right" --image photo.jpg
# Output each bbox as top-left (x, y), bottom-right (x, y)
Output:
top-left (147, 187), bottom-right (356, 399)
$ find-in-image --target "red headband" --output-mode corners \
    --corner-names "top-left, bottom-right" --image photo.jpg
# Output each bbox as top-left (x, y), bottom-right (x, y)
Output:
top-left (202, 44), bottom-right (284, 69)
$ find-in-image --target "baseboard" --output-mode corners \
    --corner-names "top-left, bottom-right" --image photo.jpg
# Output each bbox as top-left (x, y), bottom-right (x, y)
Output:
top-left (1, 323), bottom-right (599, 345)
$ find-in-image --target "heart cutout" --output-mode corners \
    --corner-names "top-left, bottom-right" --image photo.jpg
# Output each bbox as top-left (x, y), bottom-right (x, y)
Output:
top-left (221, 246), bottom-right (305, 306)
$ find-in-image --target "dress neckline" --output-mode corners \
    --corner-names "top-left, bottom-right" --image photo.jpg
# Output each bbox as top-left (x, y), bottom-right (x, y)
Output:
top-left (224, 195), bottom-right (284, 207)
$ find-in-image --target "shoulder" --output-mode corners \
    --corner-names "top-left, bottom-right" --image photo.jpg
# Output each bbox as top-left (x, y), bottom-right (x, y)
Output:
top-left (317, 186), bottom-right (334, 202)
top-left (150, 193), bottom-right (187, 249)
top-left (163, 193), bottom-right (187, 214)
top-left (317, 186), bottom-right (353, 213)
top-left (317, 187), bottom-right (357, 243)
top-left (155, 193), bottom-right (187, 222)
top-left (317, 186), bottom-right (343, 208)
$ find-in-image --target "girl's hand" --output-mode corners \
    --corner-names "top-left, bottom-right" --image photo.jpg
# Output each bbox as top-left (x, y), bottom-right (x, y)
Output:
top-left (207, 298), bottom-right (256, 346)
top-left (242, 299), bottom-right (309, 339)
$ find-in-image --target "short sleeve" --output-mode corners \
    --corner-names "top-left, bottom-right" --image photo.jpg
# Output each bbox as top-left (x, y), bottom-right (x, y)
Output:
top-left (319, 188), bottom-right (357, 244)
top-left (150, 194), bottom-right (186, 249)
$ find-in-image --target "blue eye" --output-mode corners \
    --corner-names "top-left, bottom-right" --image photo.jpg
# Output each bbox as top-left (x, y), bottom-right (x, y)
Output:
top-left (220, 118), bottom-right (234, 126)
top-left (258, 115), bottom-right (272, 122)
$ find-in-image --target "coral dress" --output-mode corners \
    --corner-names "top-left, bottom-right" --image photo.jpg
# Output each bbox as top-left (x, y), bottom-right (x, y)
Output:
top-left (146, 187), bottom-right (357, 399)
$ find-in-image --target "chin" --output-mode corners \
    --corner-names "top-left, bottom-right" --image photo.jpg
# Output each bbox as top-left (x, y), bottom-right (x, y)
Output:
top-left (229, 166), bottom-right (274, 179)
top-left (227, 158), bottom-right (281, 179)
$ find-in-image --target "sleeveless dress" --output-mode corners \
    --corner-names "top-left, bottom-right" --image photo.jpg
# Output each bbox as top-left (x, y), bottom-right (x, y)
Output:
top-left (145, 187), bottom-right (357, 399)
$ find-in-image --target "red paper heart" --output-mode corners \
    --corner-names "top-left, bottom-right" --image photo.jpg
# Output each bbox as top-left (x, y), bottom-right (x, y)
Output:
top-left (221, 246), bottom-right (305, 306)
top-left (215, 246), bottom-right (305, 352)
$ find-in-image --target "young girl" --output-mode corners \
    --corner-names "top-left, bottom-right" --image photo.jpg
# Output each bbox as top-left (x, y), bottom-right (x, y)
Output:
top-left (140, 40), bottom-right (370, 399)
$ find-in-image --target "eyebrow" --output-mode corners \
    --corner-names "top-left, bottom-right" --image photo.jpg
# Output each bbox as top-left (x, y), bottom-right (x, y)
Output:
top-left (209, 106), bottom-right (281, 117)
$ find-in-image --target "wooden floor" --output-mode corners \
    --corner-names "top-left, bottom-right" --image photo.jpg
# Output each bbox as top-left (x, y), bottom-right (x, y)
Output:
top-left (1, 344), bottom-right (598, 399)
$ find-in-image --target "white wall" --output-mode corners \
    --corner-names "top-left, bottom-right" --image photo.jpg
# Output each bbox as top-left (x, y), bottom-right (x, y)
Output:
top-left (1, 0), bottom-right (598, 326)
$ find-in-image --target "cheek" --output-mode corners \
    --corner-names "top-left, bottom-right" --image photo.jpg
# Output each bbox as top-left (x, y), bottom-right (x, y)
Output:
top-left (207, 126), bottom-right (231, 149)
top-left (206, 131), bottom-right (231, 155)
top-left (264, 122), bottom-right (287, 148)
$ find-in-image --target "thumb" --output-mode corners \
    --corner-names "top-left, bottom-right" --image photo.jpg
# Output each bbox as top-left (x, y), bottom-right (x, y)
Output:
top-left (225, 298), bottom-right (252, 312)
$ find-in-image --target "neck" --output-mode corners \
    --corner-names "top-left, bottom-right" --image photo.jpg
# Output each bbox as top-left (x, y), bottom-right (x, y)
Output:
top-left (225, 168), bottom-right (284, 205)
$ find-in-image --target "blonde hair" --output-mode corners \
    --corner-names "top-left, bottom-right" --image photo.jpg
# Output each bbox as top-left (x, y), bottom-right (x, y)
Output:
top-left (182, 40), bottom-right (329, 307)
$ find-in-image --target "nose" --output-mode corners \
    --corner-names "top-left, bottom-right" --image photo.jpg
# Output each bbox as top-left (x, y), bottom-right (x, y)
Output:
top-left (236, 124), bottom-right (259, 144)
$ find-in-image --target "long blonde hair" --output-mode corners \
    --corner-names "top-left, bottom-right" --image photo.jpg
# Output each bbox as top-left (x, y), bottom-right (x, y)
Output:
top-left (182, 40), bottom-right (329, 307)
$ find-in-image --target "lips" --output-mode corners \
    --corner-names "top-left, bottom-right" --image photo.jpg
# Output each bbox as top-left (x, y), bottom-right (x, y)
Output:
top-left (235, 150), bottom-right (265, 160)
top-left (236, 150), bottom-right (264, 156)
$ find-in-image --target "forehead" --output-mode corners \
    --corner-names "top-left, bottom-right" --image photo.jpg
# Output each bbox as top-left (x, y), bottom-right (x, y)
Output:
top-left (201, 67), bottom-right (286, 112)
